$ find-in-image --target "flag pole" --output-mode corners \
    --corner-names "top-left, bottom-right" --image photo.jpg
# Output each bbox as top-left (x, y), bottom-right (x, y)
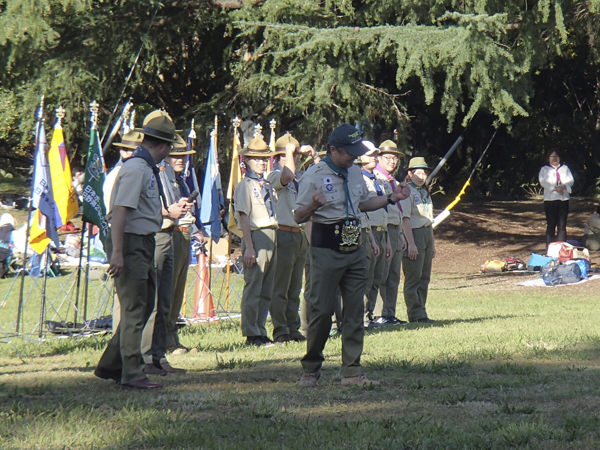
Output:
top-left (17, 95), bottom-right (45, 335)
top-left (207, 117), bottom-right (218, 300)
top-left (225, 117), bottom-right (241, 311)
top-left (73, 222), bottom-right (86, 325)
top-left (38, 247), bottom-right (50, 339)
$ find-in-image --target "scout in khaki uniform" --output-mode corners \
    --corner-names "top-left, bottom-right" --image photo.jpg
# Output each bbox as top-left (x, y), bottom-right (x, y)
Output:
top-left (357, 142), bottom-right (391, 327)
top-left (95, 111), bottom-right (178, 390)
top-left (103, 130), bottom-right (143, 333)
top-left (400, 157), bottom-right (436, 323)
top-left (373, 140), bottom-right (407, 326)
top-left (163, 137), bottom-right (200, 354)
top-left (233, 137), bottom-right (278, 347)
top-left (294, 124), bottom-right (410, 388)
top-left (141, 133), bottom-right (193, 376)
top-left (268, 134), bottom-right (313, 343)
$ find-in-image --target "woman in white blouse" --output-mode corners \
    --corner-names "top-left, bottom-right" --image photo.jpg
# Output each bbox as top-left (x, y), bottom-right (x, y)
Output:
top-left (538, 149), bottom-right (574, 247)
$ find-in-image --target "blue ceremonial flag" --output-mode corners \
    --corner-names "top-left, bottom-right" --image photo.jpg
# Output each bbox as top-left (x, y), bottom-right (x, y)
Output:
top-left (200, 127), bottom-right (224, 242)
top-left (29, 120), bottom-right (62, 253)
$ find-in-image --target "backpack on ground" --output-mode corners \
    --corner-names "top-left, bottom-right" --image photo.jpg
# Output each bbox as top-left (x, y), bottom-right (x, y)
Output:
top-left (505, 257), bottom-right (526, 271)
top-left (481, 260), bottom-right (506, 273)
top-left (541, 264), bottom-right (582, 286)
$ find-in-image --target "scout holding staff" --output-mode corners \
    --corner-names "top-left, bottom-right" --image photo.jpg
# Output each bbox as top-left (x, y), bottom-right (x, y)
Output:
top-left (233, 137), bottom-right (278, 347)
top-left (141, 132), bottom-right (193, 376)
top-left (294, 124), bottom-right (410, 387)
top-left (373, 140), bottom-right (407, 326)
top-left (357, 142), bottom-right (392, 327)
top-left (95, 111), bottom-right (178, 390)
top-left (400, 157), bottom-right (436, 323)
top-left (268, 134), bottom-right (315, 343)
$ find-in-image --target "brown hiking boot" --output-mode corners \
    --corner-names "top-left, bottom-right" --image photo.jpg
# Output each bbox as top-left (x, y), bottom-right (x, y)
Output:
top-left (298, 369), bottom-right (321, 388)
top-left (144, 363), bottom-right (168, 376)
top-left (341, 374), bottom-right (380, 387)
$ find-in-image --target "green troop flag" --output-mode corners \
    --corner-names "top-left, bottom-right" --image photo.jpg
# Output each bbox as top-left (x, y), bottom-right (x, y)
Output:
top-left (82, 123), bottom-right (109, 247)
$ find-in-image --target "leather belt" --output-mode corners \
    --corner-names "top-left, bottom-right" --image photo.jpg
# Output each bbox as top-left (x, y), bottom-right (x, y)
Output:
top-left (278, 225), bottom-right (302, 233)
top-left (174, 226), bottom-right (189, 233)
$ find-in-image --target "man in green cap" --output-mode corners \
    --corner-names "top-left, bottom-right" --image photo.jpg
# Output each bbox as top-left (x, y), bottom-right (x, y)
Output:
top-left (268, 133), bottom-right (315, 343)
top-left (141, 133), bottom-right (194, 376)
top-left (294, 124), bottom-right (410, 387)
top-left (233, 136), bottom-right (278, 347)
top-left (95, 110), bottom-right (178, 390)
top-left (373, 139), bottom-right (407, 326)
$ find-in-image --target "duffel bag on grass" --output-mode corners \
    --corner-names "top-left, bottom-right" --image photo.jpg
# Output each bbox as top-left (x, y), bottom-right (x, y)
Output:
top-left (541, 263), bottom-right (582, 286)
top-left (481, 260), bottom-right (506, 273)
top-left (527, 253), bottom-right (554, 272)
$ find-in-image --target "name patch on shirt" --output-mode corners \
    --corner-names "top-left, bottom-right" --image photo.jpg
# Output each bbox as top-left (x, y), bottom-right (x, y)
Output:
top-left (252, 186), bottom-right (261, 198)
top-left (323, 176), bottom-right (335, 193)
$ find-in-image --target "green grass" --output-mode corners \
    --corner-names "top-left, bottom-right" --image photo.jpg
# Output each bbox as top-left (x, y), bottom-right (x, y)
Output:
top-left (2, 271), bottom-right (600, 449)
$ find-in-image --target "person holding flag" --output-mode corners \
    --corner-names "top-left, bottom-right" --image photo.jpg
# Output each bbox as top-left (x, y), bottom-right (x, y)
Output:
top-left (95, 110), bottom-right (179, 390)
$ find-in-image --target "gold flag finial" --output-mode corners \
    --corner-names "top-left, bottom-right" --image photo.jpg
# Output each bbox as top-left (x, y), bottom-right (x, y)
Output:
top-left (232, 116), bottom-right (241, 129)
top-left (55, 105), bottom-right (66, 127)
top-left (37, 95), bottom-right (45, 122)
top-left (89, 100), bottom-right (99, 128)
top-left (188, 117), bottom-right (197, 140)
top-left (269, 118), bottom-right (276, 131)
top-left (211, 116), bottom-right (218, 138)
top-left (253, 123), bottom-right (263, 138)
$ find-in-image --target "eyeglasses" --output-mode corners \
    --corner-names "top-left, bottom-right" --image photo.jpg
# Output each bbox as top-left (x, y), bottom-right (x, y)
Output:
top-left (380, 155), bottom-right (399, 162)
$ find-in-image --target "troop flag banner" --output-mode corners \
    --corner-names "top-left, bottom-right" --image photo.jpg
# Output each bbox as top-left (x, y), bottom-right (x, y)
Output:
top-left (82, 124), bottom-right (109, 246)
top-left (200, 126), bottom-right (224, 243)
top-left (48, 120), bottom-right (78, 224)
top-left (29, 122), bottom-right (62, 253)
top-left (227, 129), bottom-right (242, 238)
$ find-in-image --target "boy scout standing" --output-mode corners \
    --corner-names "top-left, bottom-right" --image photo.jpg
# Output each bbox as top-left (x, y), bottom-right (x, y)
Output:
top-left (357, 142), bottom-right (390, 327)
top-left (95, 111), bottom-right (178, 389)
top-left (294, 124), bottom-right (410, 387)
top-left (268, 134), bottom-right (310, 343)
top-left (373, 140), bottom-right (407, 326)
top-left (141, 133), bottom-right (192, 376)
top-left (233, 137), bottom-right (278, 347)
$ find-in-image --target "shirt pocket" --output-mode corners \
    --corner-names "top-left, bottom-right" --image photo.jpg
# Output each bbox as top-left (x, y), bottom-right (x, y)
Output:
top-left (145, 176), bottom-right (158, 198)
top-left (321, 185), bottom-right (342, 202)
top-left (351, 184), bottom-right (365, 200)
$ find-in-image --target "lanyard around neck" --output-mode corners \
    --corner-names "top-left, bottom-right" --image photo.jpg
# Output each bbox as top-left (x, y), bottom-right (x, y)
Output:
top-left (323, 155), bottom-right (356, 220)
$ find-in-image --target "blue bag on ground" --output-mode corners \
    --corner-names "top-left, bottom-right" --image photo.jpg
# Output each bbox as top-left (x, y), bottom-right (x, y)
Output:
top-left (569, 259), bottom-right (591, 279)
top-left (542, 264), bottom-right (581, 286)
top-left (527, 253), bottom-right (554, 272)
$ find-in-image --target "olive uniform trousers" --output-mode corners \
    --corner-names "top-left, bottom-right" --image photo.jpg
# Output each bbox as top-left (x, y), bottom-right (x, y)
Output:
top-left (364, 228), bottom-right (388, 316)
top-left (241, 228), bottom-right (277, 337)
top-left (98, 232), bottom-right (156, 384)
top-left (402, 225), bottom-right (434, 321)
top-left (166, 230), bottom-right (191, 349)
top-left (378, 224), bottom-right (402, 317)
top-left (270, 229), bottom-right (308, 340)
top-left (301, 245), bottom-right (368, 378)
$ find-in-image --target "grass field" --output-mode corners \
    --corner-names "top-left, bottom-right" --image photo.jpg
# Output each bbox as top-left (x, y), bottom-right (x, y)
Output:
top-left (2, 270), bottom-right (600, 449)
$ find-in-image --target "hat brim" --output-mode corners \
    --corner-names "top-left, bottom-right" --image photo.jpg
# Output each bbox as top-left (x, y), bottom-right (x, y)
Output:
top-left (133, 127), bottom-right (178, 143)
top-left (339, 141), bottom-right (369, 157)
top-left (378, 148), bottom-right (404, 156)
top-left (169, 149), bottom-right (196, 156)
top-left (408, 165), bottom-right (432, 171)
top-left (113, 143), bottom-right (139, 149)
top-left (240, 149), bottom-right (274, 157)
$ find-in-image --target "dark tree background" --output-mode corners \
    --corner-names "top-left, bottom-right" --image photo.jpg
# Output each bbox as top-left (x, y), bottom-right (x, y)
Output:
top-left (2, 0), bottom-right (600, 200)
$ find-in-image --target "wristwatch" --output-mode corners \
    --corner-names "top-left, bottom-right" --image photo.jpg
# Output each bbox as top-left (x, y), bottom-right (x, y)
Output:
top-left (387, 193), bottom-right (395, 205)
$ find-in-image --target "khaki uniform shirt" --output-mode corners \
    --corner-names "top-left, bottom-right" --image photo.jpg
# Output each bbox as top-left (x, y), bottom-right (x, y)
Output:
top-left (103, 161), bottom-right (123, 214)
top-left (108, 157), bottom-right (162, 235)
top-left (399, 184), bottom-right (434, 229)
top-left (163, 166), bottom-right (197, 229)
top-left (234, 177), bottom-right (278, 230)
top-left (374, 167), bottom-right (401, 226)
top-left (267, 169), bottom-right (302, 228)
top-left (360, 170), bottom-right (388, 229)
top-left (295, 161), bottom-right (371, 225)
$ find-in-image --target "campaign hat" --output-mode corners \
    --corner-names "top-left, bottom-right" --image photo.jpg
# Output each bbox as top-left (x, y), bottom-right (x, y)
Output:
top-left (240, 137), bottom-right (273, 158)
top-left (169, 134), bottom-right (196, 155)
top-left (407, 157), bottom-right (432, 171)
top-left (134, 110), bottom-right (178, 143)
top-left (378, 139), bottom-right (404, 156)
top-left (113, 131), bottom-right (144, 149)
top-left (273, 133), bottom-right (300, 155)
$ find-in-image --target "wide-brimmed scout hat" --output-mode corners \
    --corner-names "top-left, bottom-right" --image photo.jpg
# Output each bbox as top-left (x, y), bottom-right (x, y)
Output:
top-left (357, 141), bottom-right (379, 164)
top-left (240, 136), bottom-right (273, 158)
top-left (114, 130), bottom-right (144, 149)
top-left (407, 157), bottom-right (432, 171)
top-left (378, 139), bottom-right (404, 156)
top-left (327, 123), bottom-right (368, 157)
top-left (273, 133), bottom-right (300, 155)
top-left (169, 134), bottom-right (195, 156)
top-left (134, 110), bottom-right (178, 143)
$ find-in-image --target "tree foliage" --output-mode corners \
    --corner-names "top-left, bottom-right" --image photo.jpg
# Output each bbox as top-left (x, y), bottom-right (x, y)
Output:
top-left (2, 0), bottom-right (600, 198)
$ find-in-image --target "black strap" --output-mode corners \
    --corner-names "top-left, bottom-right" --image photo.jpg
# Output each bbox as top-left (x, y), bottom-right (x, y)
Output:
top-left (126, 146), bottom-right (168, 207)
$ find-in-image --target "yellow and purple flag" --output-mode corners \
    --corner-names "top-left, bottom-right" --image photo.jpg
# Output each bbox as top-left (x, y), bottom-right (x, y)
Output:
top-left (227, 131), bottom-right (242, 238)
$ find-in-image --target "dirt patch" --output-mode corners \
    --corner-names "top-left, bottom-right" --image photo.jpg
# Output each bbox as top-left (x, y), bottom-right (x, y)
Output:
top-left (432, 197), bottom-right (597, 275)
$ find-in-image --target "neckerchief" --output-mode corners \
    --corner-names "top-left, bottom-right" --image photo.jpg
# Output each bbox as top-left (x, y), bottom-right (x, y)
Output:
top-left (322, 155), bottom-right (356, 219)
top-left (362, 168), bottom-right (387, 212)
top-left (550, 164), bottom-right (562, 186)
top-left (127, 146), bottom-right (168, 207)
top-left (273, 161), bottom-right (299, 192)
top-left (245, 167), bottom-right (274, 217)
top-left (374, 163), bottom-right (403, 214)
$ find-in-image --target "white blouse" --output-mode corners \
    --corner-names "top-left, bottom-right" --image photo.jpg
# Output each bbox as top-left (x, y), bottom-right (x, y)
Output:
top-left (538, 164), bottom-right (574, 201)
